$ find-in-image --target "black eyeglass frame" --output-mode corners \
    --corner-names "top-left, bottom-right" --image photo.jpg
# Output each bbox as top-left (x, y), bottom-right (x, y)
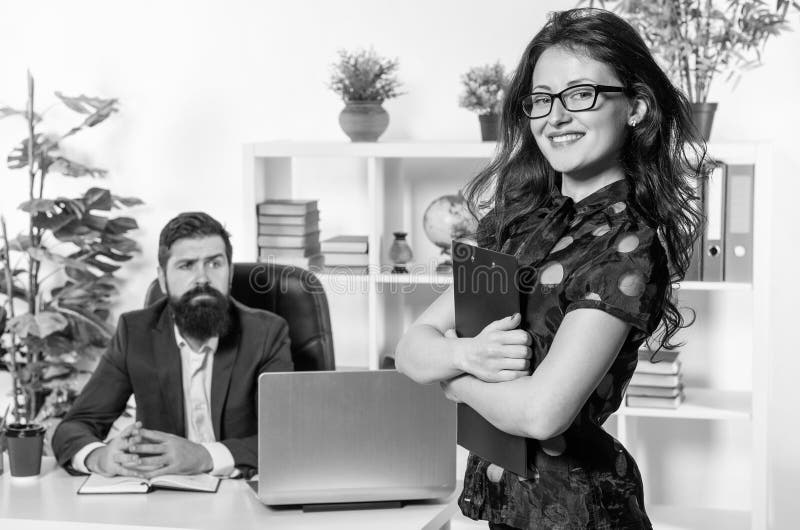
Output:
top-left (520, 84), bottom-right (627, 119)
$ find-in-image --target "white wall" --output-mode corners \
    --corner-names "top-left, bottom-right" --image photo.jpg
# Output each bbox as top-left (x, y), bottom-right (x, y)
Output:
top-left (1, 0), bottom-right (798, 526)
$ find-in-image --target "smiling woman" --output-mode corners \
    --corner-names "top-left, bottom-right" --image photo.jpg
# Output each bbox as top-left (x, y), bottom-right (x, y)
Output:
top-left (395, 7), bottom-right (709, 530)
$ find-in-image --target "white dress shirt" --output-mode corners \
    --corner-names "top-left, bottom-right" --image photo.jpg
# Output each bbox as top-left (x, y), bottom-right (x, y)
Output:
top-left (71, 326), bottom-right (237, 477)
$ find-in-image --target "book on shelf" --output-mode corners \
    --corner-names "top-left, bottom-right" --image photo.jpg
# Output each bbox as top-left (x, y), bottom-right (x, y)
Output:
top-left (321, 252), bottom-right (369, 266)
top-left (257, 199), bottom-right (318, 216)
top-left (636, 349), bottom-right (681, 375)
top-left (320, 235), bottom-right (368, 253)
top-left (257, 210), bottom-right (319, 226)
top-left (257, 253), bottom-right (323, 269)
top-left (629, 372), bottom-right (682, 388)
top-left (320, 265), bottom-right (369, 275)
top-left (259, 243), bottom-right (321, 258)
top-left (626, 392), bottom-right (685, 409)
top-left (257, 232), bottom-right (320, 248)
top-left (626, 383), bottom-right (684, 398)
top-left (258, 222), bottom-right (319, 237)
top-left (78, 472), bottom-right (220, 494)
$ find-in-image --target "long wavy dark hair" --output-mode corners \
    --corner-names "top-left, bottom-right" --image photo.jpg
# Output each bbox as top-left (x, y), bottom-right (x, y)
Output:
top-left (465, 8), bottom-right (710, 350)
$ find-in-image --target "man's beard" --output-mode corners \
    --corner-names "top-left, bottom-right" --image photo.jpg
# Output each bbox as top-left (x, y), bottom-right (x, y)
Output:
top-left (168, 284), bottom-right (232, 342)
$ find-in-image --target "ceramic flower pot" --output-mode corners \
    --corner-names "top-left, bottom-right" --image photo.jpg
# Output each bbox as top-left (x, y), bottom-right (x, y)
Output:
top-left (478, 113), bottom-right (500, 142)
top-left (338, 101), bottom-right (390, 142)
top-left (690, 102), bottom-right (717, 142)
top-left (5, 423), bottom-right (45, 477)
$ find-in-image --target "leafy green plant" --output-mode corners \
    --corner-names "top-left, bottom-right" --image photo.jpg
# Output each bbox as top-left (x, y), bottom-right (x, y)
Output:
top-left (328, 48), bottom-right (404, 102)
top-left (458, 62), bottom-right (508, 115)
top-left (0, 73), bottom-right (143, 425)
top-left (589, 0), bottom-right (799, 102)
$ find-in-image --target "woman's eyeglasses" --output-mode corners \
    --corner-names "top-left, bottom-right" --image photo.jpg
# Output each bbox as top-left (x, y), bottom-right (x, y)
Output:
top-left (520, 84), bottom-right (625, 119)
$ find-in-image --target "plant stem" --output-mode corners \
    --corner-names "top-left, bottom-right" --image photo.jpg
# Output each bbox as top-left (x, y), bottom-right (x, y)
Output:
top-left (25, 71), bottom-right (41, 420)
top-left (1, 216), bottom-right (23, 423)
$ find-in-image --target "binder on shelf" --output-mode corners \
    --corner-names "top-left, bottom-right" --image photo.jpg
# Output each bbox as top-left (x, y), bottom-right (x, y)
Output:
top-left (723, 164), bottom-right (755, 283)
top-left (701, 164), bottom-right (727, 281)
top-left (684, 173), bottom-right (704, 281)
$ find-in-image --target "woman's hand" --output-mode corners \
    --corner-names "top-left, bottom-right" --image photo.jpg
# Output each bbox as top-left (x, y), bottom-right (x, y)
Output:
top-left (446, 313), bottom-right (533, 382)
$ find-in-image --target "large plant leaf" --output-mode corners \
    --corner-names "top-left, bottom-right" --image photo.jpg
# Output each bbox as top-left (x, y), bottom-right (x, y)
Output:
top-left (7, 134), bottom-right (58, 170)
top-left (18, 199), bottom-right (58, 215)
top-left (80, 213), bottom-right (109, 232)
top-left (8, 311), bottom-right (69, 338)
top-left (50, 157), bottom-right (107, 178)
top-left (54, 92), bottom-right (117, 115)
top-left (54, 304), bottom-right (114, 338)
top-left (64, 266), bottom-right (100, 283)
top-left (27, 247), bottom-right (91, 271)
top-left (31, 210), bottom-right (77, 232)
top-left (8, 235), bottom-right (33, 252)
top-left (83, 187), bottom-right (113, 211)
top-left (0, 107), bottom-right (42, 123)
top-left (113, 195), bottom-right (145, 208)
top-left (53, 219), bottom-right (100, 243)
top-left (55, 94), bottom-right (119, 139)
top-left (106, 217), bottom-right (138, 235)
top-left (0, 267), bottom-right (29, 302)
top-left (101, 233), bottom-right (140, 254)
top-left (84, 256), bottom-right (120, 274)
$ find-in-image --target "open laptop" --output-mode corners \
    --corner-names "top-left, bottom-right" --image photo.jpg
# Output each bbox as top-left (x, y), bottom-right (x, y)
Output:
top-left (251, 369), bottom-right (457, 508)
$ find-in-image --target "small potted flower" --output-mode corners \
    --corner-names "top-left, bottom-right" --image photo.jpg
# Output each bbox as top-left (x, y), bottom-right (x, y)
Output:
top-left (328, 47), bottom-right (404, 142)
top-left (597, 0), bottom-right (799, 139)
top-left (458, 62), bottom-right (508, 141)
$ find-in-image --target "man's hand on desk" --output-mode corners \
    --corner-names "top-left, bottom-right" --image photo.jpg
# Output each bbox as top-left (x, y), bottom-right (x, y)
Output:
top-left (85, 421), bottom-right (146, 478)
top-left (124, 428), bottom-right (213, 478)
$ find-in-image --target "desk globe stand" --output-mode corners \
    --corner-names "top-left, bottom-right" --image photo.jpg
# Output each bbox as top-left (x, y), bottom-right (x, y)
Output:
top-left (434, 246), bottom-right (454, 274)
top-left (422, 192), bottom-right (479, 276)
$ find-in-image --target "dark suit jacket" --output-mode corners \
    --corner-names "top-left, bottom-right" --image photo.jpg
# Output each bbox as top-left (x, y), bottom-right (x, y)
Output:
top-left (52, 297), bottom-right (293, 478)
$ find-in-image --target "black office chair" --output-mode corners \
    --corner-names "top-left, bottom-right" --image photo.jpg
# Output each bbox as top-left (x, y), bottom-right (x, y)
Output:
top-left (144, 262), bottom-right (335, 371)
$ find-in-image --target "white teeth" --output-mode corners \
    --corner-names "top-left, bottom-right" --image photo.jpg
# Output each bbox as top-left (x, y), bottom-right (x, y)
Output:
top-left (551, 133), bottom-right (584, 143)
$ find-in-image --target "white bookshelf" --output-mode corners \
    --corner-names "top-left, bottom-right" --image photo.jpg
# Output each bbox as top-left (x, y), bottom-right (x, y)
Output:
top-left (242, 140), bottom-right (771, 530)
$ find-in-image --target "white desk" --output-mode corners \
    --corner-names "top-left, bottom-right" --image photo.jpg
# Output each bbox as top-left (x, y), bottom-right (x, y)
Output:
top-left (0, 457), bottom-right (460, 530)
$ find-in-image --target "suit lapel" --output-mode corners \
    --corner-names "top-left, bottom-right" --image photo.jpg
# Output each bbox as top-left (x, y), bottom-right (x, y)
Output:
top-left (152, 307), bottom-right (185, 437)
top-left (210, 308), bottom-right (241, 440)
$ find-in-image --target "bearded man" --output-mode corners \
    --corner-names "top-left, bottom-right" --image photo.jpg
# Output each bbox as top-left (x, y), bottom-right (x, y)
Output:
top-left (52, 212), bottom-right (293, 479)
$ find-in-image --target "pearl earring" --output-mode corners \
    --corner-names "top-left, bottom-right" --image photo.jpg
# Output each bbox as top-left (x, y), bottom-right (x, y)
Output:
top-left (630, 119), bottom-right (638, 127)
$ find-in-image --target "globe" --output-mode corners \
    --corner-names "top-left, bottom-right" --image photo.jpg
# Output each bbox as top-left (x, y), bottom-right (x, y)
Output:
top-left (422, 192), bottom-right (479, 271)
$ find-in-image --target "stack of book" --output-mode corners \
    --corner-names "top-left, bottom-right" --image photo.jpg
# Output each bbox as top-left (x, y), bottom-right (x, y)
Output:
top-left (626, 349), bottom-right (685, 409)
top-left (257, 199), bottom-right (322, 269)
top-left (320, 235), bottom-right (369, 273)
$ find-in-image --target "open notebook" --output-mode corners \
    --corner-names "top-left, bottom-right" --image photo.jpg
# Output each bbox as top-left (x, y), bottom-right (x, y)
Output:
top-left (77, 473), bottom-right (220, 494)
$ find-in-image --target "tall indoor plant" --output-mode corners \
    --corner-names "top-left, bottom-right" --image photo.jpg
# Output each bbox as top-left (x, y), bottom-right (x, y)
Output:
top-left (0, 73), bottom-right (142, 436)
top-left (591, 0), bottom-right (799, 139)
top-left (328, 47), bottom-right (404, 142)
top-left (458, 61), bottom-right (508, 141)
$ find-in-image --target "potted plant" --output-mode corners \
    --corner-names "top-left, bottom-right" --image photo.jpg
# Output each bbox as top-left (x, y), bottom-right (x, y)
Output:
top-left (591, 0), bottom-right (799, 139)
top-left (0, 73), bottom-right (143, 475)
top-left (458, 61), bottom-right (508, 141)
top-left (328, 47), bottom-right (404, 142)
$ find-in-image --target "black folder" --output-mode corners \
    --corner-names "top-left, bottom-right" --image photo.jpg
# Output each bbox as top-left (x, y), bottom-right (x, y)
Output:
top-left (451, 241), bottom-right (533, 478)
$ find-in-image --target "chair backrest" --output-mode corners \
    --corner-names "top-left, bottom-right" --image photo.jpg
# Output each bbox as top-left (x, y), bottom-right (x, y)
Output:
top-left (144, 262), bottom-right (335, 371)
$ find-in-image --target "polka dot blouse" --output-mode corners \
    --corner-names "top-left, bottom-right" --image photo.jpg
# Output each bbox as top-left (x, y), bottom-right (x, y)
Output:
top-left (458, 179), bottom-right (668, 530)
